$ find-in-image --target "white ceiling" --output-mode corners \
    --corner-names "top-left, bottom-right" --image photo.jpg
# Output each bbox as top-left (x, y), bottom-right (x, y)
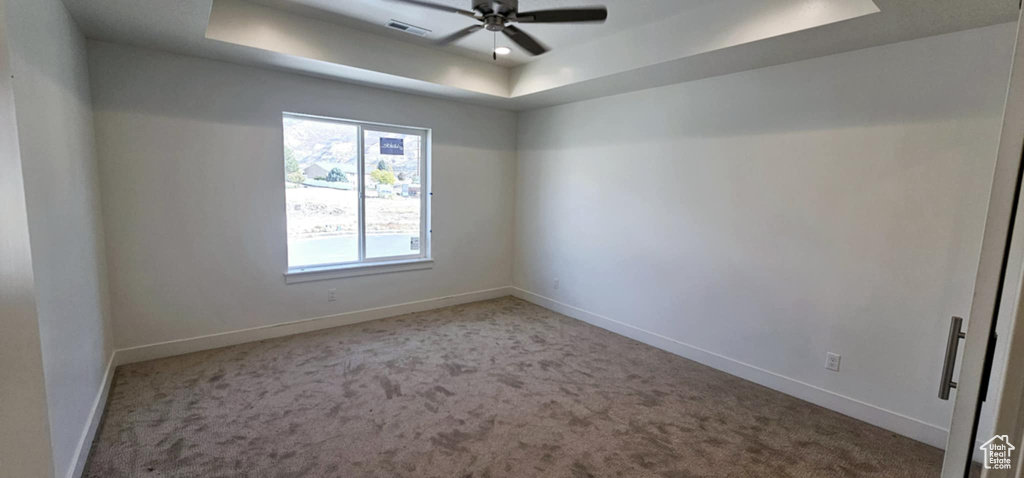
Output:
top-left (62, 0), bottom-right (1020, 110)
top-left (245, 0), bottom-right (718, 66)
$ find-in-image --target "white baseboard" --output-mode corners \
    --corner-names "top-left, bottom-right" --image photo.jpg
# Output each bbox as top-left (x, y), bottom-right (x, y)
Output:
top-left (66, 352), bottom-right (115, 478)
top-left (114, 287), bottom-right (514, 365)
top-left (511, 287), bottom-right (951, 449)
top-left (68, 287), bottom-right (514, 477)
top-left (71, 285), bottom-right (967, 477)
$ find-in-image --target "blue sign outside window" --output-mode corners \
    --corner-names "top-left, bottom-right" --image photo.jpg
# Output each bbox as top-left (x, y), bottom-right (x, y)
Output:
top-left (380, 137), bottom-right (404, 155)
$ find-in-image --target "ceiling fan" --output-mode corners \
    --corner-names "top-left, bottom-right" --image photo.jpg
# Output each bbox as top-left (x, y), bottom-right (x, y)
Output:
top-left (389, 0), bottom-right (608, 58)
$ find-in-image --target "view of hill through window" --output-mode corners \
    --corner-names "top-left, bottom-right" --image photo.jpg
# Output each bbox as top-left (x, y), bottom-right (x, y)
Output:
top-left (283, 114), bottom-right (424, 268)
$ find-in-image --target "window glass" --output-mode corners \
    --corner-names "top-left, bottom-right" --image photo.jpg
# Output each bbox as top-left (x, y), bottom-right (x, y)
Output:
top-left (283, 114), bottom-right (427, 270)
top-left (363, 129), bottom-right (423, 259)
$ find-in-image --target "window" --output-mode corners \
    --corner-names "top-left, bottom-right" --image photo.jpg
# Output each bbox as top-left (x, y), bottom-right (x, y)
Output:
top-left (282, 113), bottom-right (429, 281)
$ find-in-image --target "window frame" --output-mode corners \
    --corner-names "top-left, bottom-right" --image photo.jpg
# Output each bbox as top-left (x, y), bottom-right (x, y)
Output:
top-left (282, 112), bottom-right (431, 282)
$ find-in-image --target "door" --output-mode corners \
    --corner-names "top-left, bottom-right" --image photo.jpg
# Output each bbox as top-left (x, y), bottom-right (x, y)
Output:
top-left (942, 7), bottom-right (1024, 477)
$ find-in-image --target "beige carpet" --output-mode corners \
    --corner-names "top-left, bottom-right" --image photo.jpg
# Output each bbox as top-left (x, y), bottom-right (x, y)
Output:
top-left (85, 297), bottom-right (953, 477)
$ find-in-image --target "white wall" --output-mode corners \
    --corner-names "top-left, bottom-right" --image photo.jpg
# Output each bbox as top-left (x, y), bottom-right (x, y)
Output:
top-left (206, 0), bottom-right (510, 98)
top-left (88, 42), bottom-right (517, 350)
top-left (0, 1), bottom-right (55, 476)
top-left (514, 23), bottom-right (1016, 447)
top-left (5, 0), bottom-right (113, 476)
top-left (509, 0), bottom-right (879, 97)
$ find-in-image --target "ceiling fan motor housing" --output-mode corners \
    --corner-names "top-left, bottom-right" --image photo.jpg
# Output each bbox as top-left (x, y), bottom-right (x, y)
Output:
top-left (472, 0), bottom-right (518, 17)
top-left (483, 17), bottom-right (505, 31)
top-left (408, 0), bottom-right (607, 57)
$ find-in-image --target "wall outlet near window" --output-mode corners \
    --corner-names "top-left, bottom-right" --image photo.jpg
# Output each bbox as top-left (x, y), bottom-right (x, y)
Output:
top-left (328, 288), bottom-right (337, 302)
top-left (826, 352), bottom-right (841, 372)
top-left (553, 278), bottom-right (559, 290)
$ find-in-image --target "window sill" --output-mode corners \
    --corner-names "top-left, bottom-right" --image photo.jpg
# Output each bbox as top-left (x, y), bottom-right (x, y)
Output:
top-left (284, 258), bottom-right (433, 284)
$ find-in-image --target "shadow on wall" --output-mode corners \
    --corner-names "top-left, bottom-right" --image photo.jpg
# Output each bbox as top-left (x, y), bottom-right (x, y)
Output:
top-left (511, 23), bottom-right (1017, 444)
top-left (518, 22), bottom-right (1016, 149)
top-left (86, 41), bottom-right (515, 153)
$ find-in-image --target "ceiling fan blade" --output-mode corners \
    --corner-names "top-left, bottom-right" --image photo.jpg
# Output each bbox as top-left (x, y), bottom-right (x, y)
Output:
top-left (515, 8), bottom-right (608, 23)
top-left (436, 24), bottom-right (484, 45)
top-left (387, 0), bottom-right (478, 18)
top-left (502, 25), bottom-right (549, 56)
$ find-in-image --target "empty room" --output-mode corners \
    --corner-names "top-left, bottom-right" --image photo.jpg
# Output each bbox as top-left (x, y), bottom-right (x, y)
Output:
top-left (9, 0), bottom-right (1024, 476)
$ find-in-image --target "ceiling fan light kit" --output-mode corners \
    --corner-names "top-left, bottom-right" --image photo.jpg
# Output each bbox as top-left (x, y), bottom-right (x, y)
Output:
top-left (391, 0), bottom-right (608, 58)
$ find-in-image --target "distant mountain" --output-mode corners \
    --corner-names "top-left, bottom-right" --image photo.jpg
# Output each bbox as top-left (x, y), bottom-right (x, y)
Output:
top-left (283, 116), bottom-right (357, 166)
top-left (284, 116), bottom-right (421, 178)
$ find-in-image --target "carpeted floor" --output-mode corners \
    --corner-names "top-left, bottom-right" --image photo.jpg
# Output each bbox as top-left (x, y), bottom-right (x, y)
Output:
top-left (85, 297), bottom-right (953, 477)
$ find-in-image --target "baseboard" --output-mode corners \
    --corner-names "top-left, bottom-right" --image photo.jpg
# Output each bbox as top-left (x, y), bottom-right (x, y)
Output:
top-left (114, 286), bottom-right (514, 366)
top-left (66, 352), bottom-right (115, 478)
top-left (511, 287), bottom-right (951, 449)
top-left (69, 285), bottom-right (969, 477)
top-left (68, 287), bottom-right (513, 477)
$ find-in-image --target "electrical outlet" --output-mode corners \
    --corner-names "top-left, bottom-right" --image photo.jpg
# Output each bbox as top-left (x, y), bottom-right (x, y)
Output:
top-left (554, 278), bottom-right (560, 290)
top-left (328, 288), bottom-right (337, 302)
top-left (826, 352), bottom-right (841, 372)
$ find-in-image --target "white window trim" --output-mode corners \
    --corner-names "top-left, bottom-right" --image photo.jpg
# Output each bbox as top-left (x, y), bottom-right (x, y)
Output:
top-left (284, 258), bottom-right (434, 284)
top-left (281, 113), bottom-right (431, 283)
